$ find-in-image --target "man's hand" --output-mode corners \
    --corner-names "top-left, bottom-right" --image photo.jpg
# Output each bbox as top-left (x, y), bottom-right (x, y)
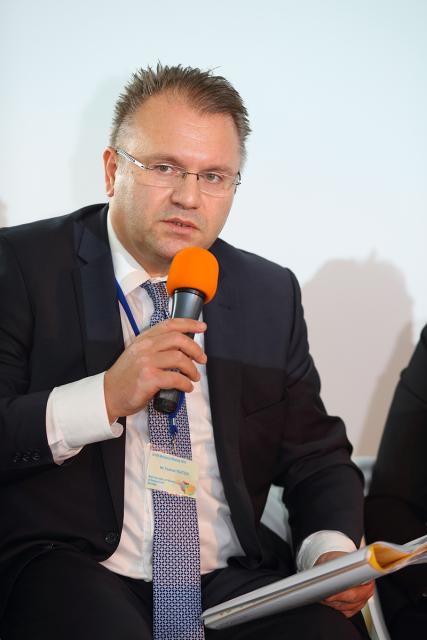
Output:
top-left (104, 318), bottom-right (207, 422)
top-left (315, 551), bottom-right (375, 618)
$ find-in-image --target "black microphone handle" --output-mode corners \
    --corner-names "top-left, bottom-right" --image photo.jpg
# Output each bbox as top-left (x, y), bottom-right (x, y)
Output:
top-left (153, 288), bottom-right (205, 414)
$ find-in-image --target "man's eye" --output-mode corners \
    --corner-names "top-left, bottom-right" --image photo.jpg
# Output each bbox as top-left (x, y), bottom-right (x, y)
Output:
top-left (203, 172), bottom-right (223, 184)
top-left (152, 164), bottom-right (176, 175)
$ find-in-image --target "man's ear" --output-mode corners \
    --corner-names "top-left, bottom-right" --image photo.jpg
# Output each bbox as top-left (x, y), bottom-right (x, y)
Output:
top-left (103, 147), bottom-right (117, 197)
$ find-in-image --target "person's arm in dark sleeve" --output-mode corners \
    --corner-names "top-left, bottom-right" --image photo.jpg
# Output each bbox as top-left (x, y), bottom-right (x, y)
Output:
top-left (0, 235), bottom-right (53, 472)
top-left (273, 270), bottom-right (365, 553)
top-left (366, 325), bottom-right (427, 603)
top-left (0, 235), bottom-right (124, 474)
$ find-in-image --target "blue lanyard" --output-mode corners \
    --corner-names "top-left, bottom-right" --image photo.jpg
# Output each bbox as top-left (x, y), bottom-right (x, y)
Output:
top-left (115, 279), bottom-right (184, 446)
top-left (115, 280), bottom-right (140, 336)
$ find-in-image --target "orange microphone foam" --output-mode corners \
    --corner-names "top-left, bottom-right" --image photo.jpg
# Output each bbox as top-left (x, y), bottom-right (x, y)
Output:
top-left (167, 247), bottom-right (219, 303)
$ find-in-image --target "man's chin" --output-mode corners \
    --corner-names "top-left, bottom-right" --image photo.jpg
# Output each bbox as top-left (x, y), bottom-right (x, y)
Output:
top-left (162, 238), bottom-right (206, 260)
top-left (148, 234), bottom-right (211, 274)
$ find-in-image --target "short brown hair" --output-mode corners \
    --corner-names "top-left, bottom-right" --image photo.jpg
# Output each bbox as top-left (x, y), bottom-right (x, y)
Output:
top-left (110, 63), bottom-right (251, 163)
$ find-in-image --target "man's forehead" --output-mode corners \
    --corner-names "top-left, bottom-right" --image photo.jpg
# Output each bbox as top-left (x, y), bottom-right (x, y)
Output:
top-left (124, 93), bottom-right (241, 168)
top-left (131, 90), bottom-right (221, 120)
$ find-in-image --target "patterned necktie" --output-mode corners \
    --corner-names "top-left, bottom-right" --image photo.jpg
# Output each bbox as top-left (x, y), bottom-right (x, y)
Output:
top-left (142, 280), bottom-right (205, 640)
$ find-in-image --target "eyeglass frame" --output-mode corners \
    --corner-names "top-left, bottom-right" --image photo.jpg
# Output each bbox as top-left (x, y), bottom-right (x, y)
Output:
top-left (114, 147), bottom-right (241, 196)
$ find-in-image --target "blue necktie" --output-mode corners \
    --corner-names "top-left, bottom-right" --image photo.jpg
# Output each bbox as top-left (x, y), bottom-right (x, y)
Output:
top-left (142, 281), bottom-right (205, 640)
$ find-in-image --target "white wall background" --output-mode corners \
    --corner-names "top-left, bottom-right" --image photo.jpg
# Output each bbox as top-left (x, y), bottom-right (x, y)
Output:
top-left (1, 0), bottom-right (426, 454)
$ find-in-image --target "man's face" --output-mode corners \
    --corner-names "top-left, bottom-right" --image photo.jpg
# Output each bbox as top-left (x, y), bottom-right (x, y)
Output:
top-left (104, 92), bottom-right (241, 275)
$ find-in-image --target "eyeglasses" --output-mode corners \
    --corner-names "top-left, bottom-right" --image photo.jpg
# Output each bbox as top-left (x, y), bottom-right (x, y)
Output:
top-left (115, 148), bottom-right (241, 197)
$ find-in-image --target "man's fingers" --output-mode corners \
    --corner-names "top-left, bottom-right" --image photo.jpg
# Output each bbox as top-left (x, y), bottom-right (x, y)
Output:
top-left (322, 597), bottom-right (366, 610)
top-left (144, 318), bottom-right (207, 336)
top-left (321, 580), bottom-right (375, 617)
top-left (150, 351), bottom-right (202, 383)
top-left (323, 582), bottom-right (374, 604)
top-left (154, 368), bottom-right (198, 394)
top-left (136, 326), bottom-right (207, 365)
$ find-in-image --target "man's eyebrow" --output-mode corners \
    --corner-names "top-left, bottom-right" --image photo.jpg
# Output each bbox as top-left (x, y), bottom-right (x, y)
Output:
top-left (202, 164), bottom-right (237, 176)
top-left (143, 153), bottom-right (182, 165)
top-left (143, 154), bottom-right (237, 175)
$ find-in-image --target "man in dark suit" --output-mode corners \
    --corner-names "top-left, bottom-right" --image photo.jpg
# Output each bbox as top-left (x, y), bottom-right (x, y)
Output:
top-left (0, 64), bottom-right (372, 639)
top-left (366, 325), bottom-right (427, 638)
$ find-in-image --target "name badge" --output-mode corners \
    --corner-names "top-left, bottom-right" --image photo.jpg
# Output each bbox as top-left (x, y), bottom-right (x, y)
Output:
top-left (146, 448), bottom-right (199, 499)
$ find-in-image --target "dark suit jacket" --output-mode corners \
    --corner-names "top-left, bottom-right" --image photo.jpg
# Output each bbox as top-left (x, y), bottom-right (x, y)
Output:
top-left (365, 325), bottom-right (427, 623)
top-left (0, 204), bottom-right (364, 614)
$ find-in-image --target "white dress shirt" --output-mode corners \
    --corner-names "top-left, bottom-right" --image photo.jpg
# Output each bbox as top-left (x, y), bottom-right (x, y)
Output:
top-left (46, 214), bottom-right (355, 579)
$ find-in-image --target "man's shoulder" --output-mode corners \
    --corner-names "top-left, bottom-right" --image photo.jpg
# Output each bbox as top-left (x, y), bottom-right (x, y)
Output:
top-left (211, 237), bottom-right (296, 288)
top-left (0, 203), bottom-right (107, 246)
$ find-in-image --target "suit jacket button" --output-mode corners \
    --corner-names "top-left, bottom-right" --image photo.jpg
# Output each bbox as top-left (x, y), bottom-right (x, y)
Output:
top-left (22, 454), bottom-right (30, 463)
top-left (104, 532), bottom-right (119, 545)
top-left (13, 452), bottom-right (22, 463)
top-left (32, 451), bottom-right (41, 461)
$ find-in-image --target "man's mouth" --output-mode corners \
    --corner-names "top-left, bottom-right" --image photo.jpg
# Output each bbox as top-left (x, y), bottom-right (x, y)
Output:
top-left (171, 221), bottom-right (190, 228)
top-left (165, 218), bottom-right (197, 230)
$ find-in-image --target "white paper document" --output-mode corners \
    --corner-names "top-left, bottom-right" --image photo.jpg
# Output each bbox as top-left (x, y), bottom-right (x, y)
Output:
top-left (202, 535), bottom-right (427, 629)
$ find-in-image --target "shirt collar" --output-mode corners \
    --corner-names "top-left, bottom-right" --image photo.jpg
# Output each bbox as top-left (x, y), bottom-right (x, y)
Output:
top-left (107, 213), bottom-right (166, 295)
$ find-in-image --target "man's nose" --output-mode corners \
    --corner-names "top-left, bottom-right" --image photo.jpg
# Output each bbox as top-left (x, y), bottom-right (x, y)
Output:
top-left (170, 173), bottom-right (202, 209)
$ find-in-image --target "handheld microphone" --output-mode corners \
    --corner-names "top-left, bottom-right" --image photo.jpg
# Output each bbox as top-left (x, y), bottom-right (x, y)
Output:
top-left (153, 246), bottom-right (219, 414)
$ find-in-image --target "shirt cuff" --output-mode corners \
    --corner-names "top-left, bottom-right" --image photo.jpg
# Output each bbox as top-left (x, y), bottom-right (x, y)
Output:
top-left (46, 372), bottom-right (123, 463)
top-left (296, 530), bottom-right (357, 572)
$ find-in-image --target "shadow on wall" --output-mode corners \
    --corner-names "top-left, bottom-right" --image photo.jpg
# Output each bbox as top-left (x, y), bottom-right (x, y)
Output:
top-left (302, 254), bottom-right (414, 456)
top-left (69, 76), bottom-right (127, 207)
top-left (0, 200), bottom-right (8, 228)
top-left (361, 321), bottom-right (413, 453)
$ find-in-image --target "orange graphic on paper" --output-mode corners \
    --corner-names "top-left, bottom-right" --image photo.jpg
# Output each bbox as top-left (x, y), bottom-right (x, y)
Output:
top-left (179, 480), bottom-right (196, 496)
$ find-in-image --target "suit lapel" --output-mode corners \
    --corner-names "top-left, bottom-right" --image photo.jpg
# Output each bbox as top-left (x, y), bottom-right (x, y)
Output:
top-left (204, 260), bottom-right (261, 561)
top-left (72, 208), bottom-right (126, 529)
